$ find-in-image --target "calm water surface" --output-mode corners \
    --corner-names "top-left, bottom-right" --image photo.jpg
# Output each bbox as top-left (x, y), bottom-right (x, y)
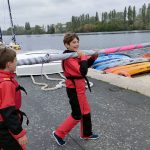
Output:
top-left (3, 32), bottom-right (150, 57)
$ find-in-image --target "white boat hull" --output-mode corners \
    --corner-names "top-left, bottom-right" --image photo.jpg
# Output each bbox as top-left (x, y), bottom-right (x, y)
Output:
top-left (16, 62), bottom-right (62, 76)
top-left (16, 50), bottom-right (63, 76)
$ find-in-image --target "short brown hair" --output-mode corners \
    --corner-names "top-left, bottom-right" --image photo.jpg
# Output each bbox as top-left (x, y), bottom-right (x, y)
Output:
top-left (0, 44), bottom-right (16, 69)
top-left (63, 32), bottom-right (79, 45)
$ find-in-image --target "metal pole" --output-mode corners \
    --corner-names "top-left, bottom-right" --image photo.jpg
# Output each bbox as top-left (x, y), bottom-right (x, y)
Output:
top-left (17, 42), bottom-right (150, 66)
top-left (7, 0), bottom-right (16, 43)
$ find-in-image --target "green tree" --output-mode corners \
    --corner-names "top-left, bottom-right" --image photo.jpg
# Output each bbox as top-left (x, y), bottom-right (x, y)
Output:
top-left (133, 6), bottom-right (136, 28)
top-left (124, 7), bottom-right (127, 23)
top-left (55, 23), bottom-right (63, 33)
top-left (47, 24), bottom-right (55, 34)
top-left (14, 25), bottom-right (25, 35)
top-left (102, 12), bottom-right (108, 23)
top-left (95, 12), bottom-right (99, 22)
top-left (85, 14), bottom-right (90, 24)
top-left (25, 22), bottom-right (31, 30)
top-left (34, 25), bottom-right (45, 34)
top-left (146, 3), bottom-right (150, 25)
top-left (142, 3), bottom-right (146, 25)
top-left (112, 9), bottom-right (116, 21)
top-left (3, 3), bottom-right (150, 34)
top-left (128, 6), bottom-right (133, 26)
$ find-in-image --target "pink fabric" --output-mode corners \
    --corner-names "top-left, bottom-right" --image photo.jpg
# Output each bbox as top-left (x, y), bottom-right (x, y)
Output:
top-left (104, 44), bottom-right (144, 54)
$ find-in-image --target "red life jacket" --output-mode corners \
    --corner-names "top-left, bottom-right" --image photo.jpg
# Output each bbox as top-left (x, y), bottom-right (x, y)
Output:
top-left (0, 77), bottom-right (22, 107)
top-left (62, 50), bottom-right (92, 91)
top-left (0, 71), bottom-right (27, 122)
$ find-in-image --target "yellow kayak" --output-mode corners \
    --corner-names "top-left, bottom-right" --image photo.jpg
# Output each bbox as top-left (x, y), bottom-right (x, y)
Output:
top-left (105, 62), bottom-right (150, 77)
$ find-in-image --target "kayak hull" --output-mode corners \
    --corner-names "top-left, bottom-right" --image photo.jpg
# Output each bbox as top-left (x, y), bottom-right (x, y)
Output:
top-left (105, 62), bottom-right (150, 77)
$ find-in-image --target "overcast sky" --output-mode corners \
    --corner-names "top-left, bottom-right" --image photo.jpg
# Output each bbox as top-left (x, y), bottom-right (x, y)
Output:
top-left (0, 0), bottom-right (149, 29)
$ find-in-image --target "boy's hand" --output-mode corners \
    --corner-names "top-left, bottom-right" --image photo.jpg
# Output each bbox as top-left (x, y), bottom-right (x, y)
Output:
top-left (92, 49), bottom-right (99, 57)
top-left (18, 134), bottom-right (28, 145)
top-left (77, 50), bottom-right (85, 57)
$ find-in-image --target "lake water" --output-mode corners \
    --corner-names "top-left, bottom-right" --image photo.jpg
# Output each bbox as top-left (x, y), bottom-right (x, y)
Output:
top-left (2, 31), bottom-right (150, 57)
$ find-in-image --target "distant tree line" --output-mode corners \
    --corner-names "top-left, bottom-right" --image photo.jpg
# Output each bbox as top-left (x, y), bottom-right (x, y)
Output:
top-left (2, 3), bottom-right (150, 35)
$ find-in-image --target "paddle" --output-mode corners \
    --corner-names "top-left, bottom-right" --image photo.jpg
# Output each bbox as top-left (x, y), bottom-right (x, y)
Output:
top-left (17, 42), bottom-right (150, 66)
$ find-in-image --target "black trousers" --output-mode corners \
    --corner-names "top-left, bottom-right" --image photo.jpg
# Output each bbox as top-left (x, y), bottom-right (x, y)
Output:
top-left (0, 123), bottom-right (23, 150)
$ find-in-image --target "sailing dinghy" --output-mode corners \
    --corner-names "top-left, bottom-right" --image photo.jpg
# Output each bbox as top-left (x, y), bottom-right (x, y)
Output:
top-left (7, 0), bottom-right (21, 50)
top-left (16, 50), bottom-right (62, 76)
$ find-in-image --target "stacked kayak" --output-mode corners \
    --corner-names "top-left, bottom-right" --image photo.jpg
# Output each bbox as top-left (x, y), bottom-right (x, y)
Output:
top-left (93, 57), bottom-right (150, 70)
top-left (92, 53), bottom-right (131, 70)
top-left (143, 53), bottom-right (150, 58)
top-left (93, 53), bottom-right (150, 77)
top-left (104, 62), bottom-right (150, 77)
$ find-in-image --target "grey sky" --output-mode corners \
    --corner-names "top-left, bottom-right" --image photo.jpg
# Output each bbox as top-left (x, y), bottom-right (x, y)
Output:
top-left (0, 0), bottom-right (149, 29)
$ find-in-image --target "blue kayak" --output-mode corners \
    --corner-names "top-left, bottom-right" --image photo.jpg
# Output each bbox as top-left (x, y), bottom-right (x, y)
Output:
top-left (95, 57), bottom-right (150, 70)
top-left (92, 53), bottom-right (131, 71)
top-left (93, 53), bottom-right (130, 65)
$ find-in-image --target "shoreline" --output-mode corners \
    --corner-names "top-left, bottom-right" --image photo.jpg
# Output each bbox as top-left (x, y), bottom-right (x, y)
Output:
top-left (88, 68), bottom-right (150, 97)
top-left (3, 30), bottom-right (150, 36)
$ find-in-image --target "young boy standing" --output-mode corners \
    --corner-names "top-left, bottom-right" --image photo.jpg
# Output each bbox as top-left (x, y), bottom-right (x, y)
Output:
top-left (53, 33), bottom-right (99, 146)
top-left (0, 46), bottom-right (28, 150)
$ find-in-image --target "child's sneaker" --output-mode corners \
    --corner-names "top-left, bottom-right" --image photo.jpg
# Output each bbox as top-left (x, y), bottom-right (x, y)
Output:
top-left (52, 131), bottom-right (66, 146)
top-left (80, 134), bottom-right (99, 140)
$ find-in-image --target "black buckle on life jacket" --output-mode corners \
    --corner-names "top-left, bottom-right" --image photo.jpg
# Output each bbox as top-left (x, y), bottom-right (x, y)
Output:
top-left (16, 85), bottom-right (27, 95)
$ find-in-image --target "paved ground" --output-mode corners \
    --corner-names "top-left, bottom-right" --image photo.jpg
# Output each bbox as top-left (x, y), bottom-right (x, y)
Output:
top-left (18, 75), bottom-right (150, 150)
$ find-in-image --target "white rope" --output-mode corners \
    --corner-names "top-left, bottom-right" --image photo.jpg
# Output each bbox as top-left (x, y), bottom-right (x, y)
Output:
top-left (30, 74), bottom-right (65, 91)
top-left (58, 72), bottom-right (66, 79)
top-left (44, 74), bottom-right (66, 88)
top-left (31, 73), bottom-right (94, 91)
top-left (44, 74), bottom-right (65, 81)
top-left (31, 75), bottom-right (48, 90)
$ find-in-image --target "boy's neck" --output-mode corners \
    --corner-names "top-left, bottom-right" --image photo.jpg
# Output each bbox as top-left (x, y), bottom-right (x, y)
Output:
top-left (3, 68), bottom-right (14, 73)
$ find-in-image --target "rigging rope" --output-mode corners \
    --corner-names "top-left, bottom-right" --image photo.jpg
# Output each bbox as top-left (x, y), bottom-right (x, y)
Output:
top-left (30, 74), bottom-right (65, 91)
top-left (30, 73), bottom-right (93, 91)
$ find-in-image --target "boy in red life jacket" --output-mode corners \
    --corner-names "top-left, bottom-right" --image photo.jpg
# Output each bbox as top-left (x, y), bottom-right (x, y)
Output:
top-left (0, 46), bottom-right (28, 150)
top-left (52, 33), bottom-right (99, 146)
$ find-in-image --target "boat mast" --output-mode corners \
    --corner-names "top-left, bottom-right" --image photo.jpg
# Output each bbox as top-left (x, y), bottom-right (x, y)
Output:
top-left (7, 0), bottom-right (16, 44)
top-left (0, 27), bottom-right (3, 43)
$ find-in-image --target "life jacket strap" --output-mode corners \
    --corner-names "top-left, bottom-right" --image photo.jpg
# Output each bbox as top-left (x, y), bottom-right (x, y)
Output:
top-left (16, 85), bottom-right (27, 95)
top-left (16, 110), bottom-right (29, 126)
top-left (66, 76), bottom-right (91, 92)
top-left (0, 78), bottom-right (27, 95)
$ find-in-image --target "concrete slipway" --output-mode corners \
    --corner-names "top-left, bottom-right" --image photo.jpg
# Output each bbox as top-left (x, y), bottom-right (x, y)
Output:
top-left (88, 68), bottom-right (150, 97)
top-left (18, 70), bottom-right (150, 150)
